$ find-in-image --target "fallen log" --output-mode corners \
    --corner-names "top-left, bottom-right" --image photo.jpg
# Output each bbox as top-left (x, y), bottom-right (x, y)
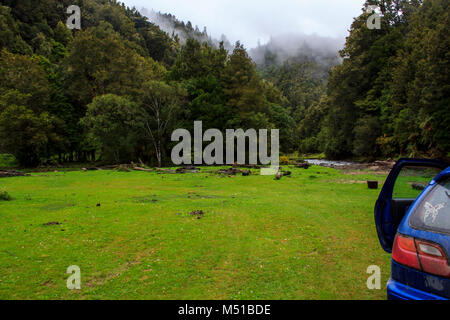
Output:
top-left (155, 168), bottom-right (176, 174)
top-left (115, 165), bottom-right (131, 172)
top-left (176, 167), bottom-right (200, 174)
top-left (82, 167), bottom-right (101, 171)
top-left (0, 170), bottom-right (29, 178)
top-left (132, 166), bottom-right (153, 172)
top-left (182, 165), bottom-right (201, 171)
top-left (216, 168), bottom-right (243, 175)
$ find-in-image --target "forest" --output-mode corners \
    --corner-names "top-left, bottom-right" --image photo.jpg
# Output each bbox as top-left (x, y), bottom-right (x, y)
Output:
top-left (0, 0), bottom-right (448, 167)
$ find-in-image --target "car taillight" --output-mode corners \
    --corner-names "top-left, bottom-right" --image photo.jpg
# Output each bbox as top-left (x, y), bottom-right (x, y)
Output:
top-left (392, 235), bottom-right (421, 270)
top-left (416, 240), bottom-right (450, 278)
top-left (392, 234), bottom-right (450, 278)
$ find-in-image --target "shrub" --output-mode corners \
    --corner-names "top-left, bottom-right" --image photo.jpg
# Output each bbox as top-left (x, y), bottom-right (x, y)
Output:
top-left (0, 191), bottom-right (12, 201)
top-left (280, 156), bottom-right (290, 165)
top-left (0, 154), bottom-right (18, 167)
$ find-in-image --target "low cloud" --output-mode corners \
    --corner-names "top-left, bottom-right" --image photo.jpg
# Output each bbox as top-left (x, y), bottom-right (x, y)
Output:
top-left (124, 0), bottom-right (365, 48)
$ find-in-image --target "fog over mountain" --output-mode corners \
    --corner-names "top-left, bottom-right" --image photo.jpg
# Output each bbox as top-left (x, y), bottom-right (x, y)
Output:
top-left (250, 33), bottom-right (343, 67)
top-left (124, 0), bottom-right (363, 45)
top-left (139, 7), bottom-right (343, 67)
top-left (140, 8), bottom-right (235, 51)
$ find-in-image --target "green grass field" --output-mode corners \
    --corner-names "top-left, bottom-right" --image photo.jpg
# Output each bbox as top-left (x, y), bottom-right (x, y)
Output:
top-left (0, 166), bottom-right (391, 300)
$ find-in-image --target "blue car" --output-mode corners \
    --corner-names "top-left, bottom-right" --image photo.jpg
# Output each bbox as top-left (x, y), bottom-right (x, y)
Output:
top-left (375, 158), bottom-right (450, 300)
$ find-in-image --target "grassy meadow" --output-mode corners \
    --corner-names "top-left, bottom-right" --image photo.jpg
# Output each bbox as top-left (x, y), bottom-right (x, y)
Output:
top-left (0, 165), bottom-right (391, 300)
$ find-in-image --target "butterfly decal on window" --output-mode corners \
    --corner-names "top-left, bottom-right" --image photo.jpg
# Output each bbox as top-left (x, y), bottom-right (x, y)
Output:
top-left (423, 202), bottom-right (445, 223)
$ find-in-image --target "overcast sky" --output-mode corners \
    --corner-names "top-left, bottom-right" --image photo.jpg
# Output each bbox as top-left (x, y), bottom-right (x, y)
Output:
top-left (122, 0), bottom-right (366, 48)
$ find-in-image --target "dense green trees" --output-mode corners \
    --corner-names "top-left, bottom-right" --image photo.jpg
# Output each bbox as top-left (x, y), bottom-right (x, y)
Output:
top-left (170, 39), bottom-right (295, 153)
top-left (253, 0), bottom-right (447, 161)
top-left (81, 94), bottom-right (143, 163)
top-left (170, 39), bottom-right (231, 132)
top-left (0, 0), bottom-right (447, 166)
top-left (390, 0), bottom-right (450, 156)
top-left (0, 49), bottom-right (66, 165)
top-left (0, 5), bottom-right (32, 55)
top-left (0, 0), bottom-right (176, 165)
top-left (1, 0), bottom-right (292, 166)
top-left (296, 0), bottom-right (449, 160)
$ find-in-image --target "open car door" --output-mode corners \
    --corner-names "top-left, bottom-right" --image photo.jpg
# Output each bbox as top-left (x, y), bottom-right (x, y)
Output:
top-left (375, 158), bottom-right (448, 253)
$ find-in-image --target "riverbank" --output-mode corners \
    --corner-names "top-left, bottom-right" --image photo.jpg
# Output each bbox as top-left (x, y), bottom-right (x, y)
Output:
top-left (304, 159), bottom-right (395, 175)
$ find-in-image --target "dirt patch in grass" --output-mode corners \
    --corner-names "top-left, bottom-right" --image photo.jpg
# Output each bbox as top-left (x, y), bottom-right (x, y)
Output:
top-left (190, 210), bottom-right (205, 219)
top-left (39, 203), bottom-right (75, 211)
top-left (216, 168), bottom-right (252, 176)
top-left (85, 247), bottom-right (158, 288)
top-left (43, 221), bottom-right (62, 226)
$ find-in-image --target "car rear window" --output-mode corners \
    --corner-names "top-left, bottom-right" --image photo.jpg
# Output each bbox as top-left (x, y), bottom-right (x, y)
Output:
top-left (410, 176), bottom-right (450, 234)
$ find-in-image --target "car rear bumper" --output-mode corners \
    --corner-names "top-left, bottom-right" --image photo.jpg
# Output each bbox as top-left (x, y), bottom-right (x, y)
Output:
top-left (387, 279), bottom-right (448, 300)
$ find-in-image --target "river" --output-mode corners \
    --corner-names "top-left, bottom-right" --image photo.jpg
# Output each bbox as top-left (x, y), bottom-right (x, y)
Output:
top-left (304, 159), bottom-right (357, 167)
